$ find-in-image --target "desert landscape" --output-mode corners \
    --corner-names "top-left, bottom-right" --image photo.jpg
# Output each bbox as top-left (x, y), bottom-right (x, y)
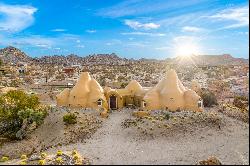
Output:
top-left (0, 0), bottom-right (249, 165)
top-left (0, 107), bottom-right (249, 165)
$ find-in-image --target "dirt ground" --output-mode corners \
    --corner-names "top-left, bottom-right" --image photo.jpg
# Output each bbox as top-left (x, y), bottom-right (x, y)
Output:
top-left (43, 109), bottom-right (249, 165)
top-left (0, 108), bottom-right (103, 159)
top-left (1, 108), bottom-right (249, 165)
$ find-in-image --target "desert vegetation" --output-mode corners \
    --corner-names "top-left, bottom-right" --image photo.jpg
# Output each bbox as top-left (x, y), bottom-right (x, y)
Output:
top-left (0, 90), bottom-right (48, 140)
top-left (0, 149), bottom-right (90, 165)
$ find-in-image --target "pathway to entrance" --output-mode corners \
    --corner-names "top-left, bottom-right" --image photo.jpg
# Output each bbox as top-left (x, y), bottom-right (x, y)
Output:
top-left (45, 109), bottom-right (249, 165)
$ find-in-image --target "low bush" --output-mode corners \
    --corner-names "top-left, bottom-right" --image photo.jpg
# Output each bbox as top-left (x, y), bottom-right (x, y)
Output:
top-left (200, 89), bottom-right (218, 107)
top-left (0, 90), bottom-right (48, 140)
top-left (0, 156), bottom-right (9, 162)
top-left (63, 113), bottom-right (77, 124)
top-left (163, 112), bottom-right (170, 120)
top-left (233, 95), bottom-right (248, 109)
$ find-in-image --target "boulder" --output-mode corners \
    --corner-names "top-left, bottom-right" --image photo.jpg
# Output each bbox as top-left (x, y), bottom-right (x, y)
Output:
top-left (197, 156), bottom-right (222, 165)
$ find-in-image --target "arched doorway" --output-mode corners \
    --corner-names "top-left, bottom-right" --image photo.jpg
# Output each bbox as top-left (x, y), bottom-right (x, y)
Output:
top-left (109, 95), bottom-right (117, 110)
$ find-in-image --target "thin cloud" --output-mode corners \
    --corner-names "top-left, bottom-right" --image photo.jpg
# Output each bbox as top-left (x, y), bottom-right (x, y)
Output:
top-left (209, 5), bottom-right (249, 29)
top-left (86, 30), bottom-right (97, 33)
top-left (51, 29), bottom-right (67, 32)
top-left (126, 42), bottom-right (148, 47)
top-left (155, 46), bottom-right (171, 50)
top-left (97, 0), bottom-right (210, 18)
top-left (124, 20), bottom-right (160, 30)
top-left (121, 32), bottom-right (166, 37)
top-left (76, 44), bottom-right (85, 48)
top-left (181, 26), bottom-right (204, 33)
top-left (0, 3), bottom-right (37, 32)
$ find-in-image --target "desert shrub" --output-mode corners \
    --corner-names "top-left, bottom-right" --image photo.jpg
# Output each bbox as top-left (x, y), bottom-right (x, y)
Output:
top-left (200, 89), bottom-right (218, 107)
top-left (38, 159), bottom-right (46, 165)
top-left (162, 112), bottom-right (170, 120)
top-left (63, 113), bottom-right (77, 124)
top-left (57, 150), bottom-right (63, 156)
top-left (0, 156), bottom-right (9, 162)
top-left (233, 95), bottom-right (248, 109)
top-left (0, 90), bottom-right (48, 140)
top-left (120, 82), bottom-right (129, 88)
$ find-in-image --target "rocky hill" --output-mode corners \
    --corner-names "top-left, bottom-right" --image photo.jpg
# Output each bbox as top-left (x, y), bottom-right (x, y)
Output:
top-left (172, 54), bottom-right (248, 66)
top-left (0, 46), bottom-right (31, 64)
top-left (33, 54), bottom-right (83, 65)
top-left (82, 53), bottom-right (132, 65)
top-left (0, 46), bottom-right (248, 66)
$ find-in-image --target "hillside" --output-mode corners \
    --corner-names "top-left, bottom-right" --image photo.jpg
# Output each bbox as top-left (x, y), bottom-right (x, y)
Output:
top-left (172, 54), bottom-right (248, 66)
top-left (0, 46), bottom-right (248, 66)
top-left (0, 46), bottom-right (31, 64)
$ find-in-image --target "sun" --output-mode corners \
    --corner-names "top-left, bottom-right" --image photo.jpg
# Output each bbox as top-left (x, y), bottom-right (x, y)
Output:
top-left (175, 43), bottom-right (200, 57)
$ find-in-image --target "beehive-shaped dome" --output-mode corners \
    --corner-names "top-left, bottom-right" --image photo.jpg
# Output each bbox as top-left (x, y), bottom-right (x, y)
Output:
top-left (191, 80), bottom-right (201, 93)
top-left (68, 72), bottom-right (91, 107)
top-left (56, 88), bottom-right (70, 106)
top-left (184, 89), bottom-right (202, 111)
top-left (104, 86), bottom-right (112, 93)
top-left (88, 78), bottom-right (106, 108)
top-left (143, 87), bottom-right (161, 110)
top-left (125, 80), bottom-right (142, 95)
top-left (159, 69), bottom-right (185, 110)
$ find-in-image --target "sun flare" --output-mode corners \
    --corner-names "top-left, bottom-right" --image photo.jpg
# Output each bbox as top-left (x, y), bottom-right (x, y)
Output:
top-left (175, 43), bottom-right (200, 57)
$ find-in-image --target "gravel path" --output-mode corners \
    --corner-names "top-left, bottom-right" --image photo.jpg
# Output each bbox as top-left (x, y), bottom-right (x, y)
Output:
top-left (44, 109), bottom-right (249, 165)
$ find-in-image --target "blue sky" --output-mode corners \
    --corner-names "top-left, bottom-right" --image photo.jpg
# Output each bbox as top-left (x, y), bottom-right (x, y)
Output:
top-left (0, 0), bottom-right (249, 59)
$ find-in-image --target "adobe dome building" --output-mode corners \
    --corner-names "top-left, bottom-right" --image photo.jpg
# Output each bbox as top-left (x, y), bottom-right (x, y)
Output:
top-left (56, 69), bottom-right (203, 112)
top-left (56, 72), bottom-right (108, 110)
top-left (191, 80), bottom-right (202, 95)
top-left (142, 69), bottom-right (203, 112)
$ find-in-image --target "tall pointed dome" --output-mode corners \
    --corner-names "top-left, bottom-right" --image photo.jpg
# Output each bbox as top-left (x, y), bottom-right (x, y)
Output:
top-left (191, 80), bottom-right (201, 94)
top-left (88, 78), bottom-right (107, 108)
top-left (56, 88), bottom-right (70, 106)
top-left (159, 69), bottom-right (185, 110)
top-left (68, 72), bottom-right (91, 107)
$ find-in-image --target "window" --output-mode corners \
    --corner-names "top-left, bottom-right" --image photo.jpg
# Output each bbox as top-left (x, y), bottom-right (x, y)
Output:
top-left (97, 99), bottom-right (102, 106)
top-left (198, 99), bottom-right (203, 108)
top-left (142, 101), bottom-right (147, 107)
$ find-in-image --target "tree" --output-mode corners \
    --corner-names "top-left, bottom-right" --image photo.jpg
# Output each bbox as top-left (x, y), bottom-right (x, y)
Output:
top-left (200, 89), bottom-right (218, 107)
top-left (0, 90), bottom-right (48, 139)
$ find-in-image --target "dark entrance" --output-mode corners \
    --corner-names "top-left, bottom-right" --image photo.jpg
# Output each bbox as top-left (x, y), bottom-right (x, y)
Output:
top-left (109, 95), bottom-right (117, 110)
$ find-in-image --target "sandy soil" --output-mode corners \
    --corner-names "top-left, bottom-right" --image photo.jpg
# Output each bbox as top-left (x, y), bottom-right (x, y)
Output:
top-left (41, 109), bottom-right (249, 165)
top-left (0, 108), bottom-right (102, 159)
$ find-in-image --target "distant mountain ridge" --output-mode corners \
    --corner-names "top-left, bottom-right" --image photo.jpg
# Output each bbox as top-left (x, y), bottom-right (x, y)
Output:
top-left (172, 54), bottom-right (249, 66)
top-left (0, 46), bottom-right (248, 66)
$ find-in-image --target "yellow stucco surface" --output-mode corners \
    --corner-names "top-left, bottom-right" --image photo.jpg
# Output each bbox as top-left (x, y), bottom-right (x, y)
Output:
top-left (56, 70), bottom-right (203, 112)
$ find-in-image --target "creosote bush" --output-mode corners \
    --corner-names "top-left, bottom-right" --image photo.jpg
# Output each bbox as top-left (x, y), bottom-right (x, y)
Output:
top-left (233, 95), bottom-right (248, 109)
top-left (200, 89), bottom-right (218, 107)
top-left (0, 156), bottom-right (9, 162)
top-left (0, 90), bottom-right (48, 140)
top-left (63, 113), bottom-right (77, 124)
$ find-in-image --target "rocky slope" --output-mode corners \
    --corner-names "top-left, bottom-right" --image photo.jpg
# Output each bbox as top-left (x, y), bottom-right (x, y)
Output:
top-left (173, 54), bottom-right (249, 66)
top-left (0, 46), bottom-right (31, 64)
top-left (0, 46), bottom-right (248, 66)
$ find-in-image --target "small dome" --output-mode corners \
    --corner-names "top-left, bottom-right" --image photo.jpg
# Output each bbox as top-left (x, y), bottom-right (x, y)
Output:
top-left (125, 80), bottom-right (142, 92)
